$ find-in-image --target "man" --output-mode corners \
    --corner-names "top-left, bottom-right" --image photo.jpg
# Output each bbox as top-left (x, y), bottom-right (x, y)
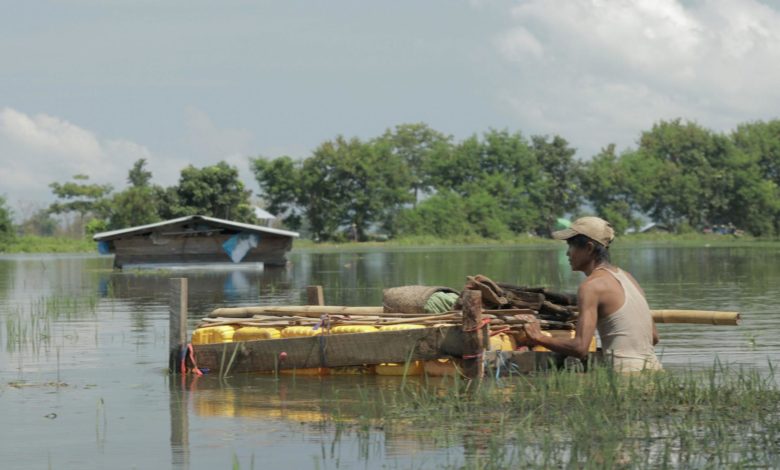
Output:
top-left (523, 216), bottom-right (662, 372)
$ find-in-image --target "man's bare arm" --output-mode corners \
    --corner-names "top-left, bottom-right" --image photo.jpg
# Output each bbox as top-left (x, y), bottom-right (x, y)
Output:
top-left (523, 282), bottom-right (599, 359)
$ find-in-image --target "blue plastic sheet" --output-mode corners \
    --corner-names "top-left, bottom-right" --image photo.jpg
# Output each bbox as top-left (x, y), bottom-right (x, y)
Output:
top-left (222, 233), bottom-right (260, 263)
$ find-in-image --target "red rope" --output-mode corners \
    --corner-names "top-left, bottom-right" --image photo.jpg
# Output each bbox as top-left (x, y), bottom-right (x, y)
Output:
top-left (186, 344), bottom-right (203, 376)
top-left (489, 326), bottom-right (511, 337)
top-left (462, 352), bottom-right (483, 359)
top-left (463, 318), bottom-right (491, 332)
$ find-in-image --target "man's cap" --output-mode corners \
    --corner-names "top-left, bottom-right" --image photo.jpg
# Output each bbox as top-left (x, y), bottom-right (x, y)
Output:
top-left (552, 216), bottom-right (615, 247)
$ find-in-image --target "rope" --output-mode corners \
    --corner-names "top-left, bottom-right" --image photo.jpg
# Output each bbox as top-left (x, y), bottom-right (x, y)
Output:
top-left (187, 344), bottom-right (203, 376)
top-left (489, 326), bottom-right (511, 337)
top-left (463, 318), bottom-right (491, 332)
top-left (180, 344), bottom-right (203, 376)
top-left (317, 314), bottom-right (330, 368)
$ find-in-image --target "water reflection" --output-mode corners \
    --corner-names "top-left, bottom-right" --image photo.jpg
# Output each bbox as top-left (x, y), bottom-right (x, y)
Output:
top-left (1, 245), bottom-right (779, 469)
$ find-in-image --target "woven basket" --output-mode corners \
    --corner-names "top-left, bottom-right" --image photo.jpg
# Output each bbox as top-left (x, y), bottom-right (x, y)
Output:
top-left (382, 285), bottom-right (458, 313)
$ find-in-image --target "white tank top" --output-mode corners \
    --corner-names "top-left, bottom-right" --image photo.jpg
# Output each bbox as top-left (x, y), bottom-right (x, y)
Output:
top-left (595, 268), bottom-right (662, 372)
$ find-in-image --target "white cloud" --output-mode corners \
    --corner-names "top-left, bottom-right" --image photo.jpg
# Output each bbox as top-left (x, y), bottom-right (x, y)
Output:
top-left (184, 107), bottom-right (253, 163)
top-left (492, 0), bottom-right (780, 156)
top-left (0, 107), bottom-right (154, 209)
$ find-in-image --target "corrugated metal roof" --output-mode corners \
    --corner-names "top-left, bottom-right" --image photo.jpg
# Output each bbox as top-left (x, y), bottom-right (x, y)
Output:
top-left (92, 215), bottom-right (299, 241)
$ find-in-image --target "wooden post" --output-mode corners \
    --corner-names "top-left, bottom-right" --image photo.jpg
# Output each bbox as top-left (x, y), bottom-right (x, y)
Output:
top-left (306, 285), bottom-right (325, 306)
top-left (169, 278), bottom-right (189, 374)
top-left (461, 289), bottom-right (486, 380)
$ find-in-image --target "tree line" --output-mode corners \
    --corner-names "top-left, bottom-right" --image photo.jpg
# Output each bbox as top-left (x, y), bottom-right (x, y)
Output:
top-left (1, 118), bottom-right (778, 245)
top-left (255, 119), bottom-right (780, 239)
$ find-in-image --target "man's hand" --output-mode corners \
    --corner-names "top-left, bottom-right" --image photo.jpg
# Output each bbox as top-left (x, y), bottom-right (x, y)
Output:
top-left (523, 320), bottom-right (544, 345)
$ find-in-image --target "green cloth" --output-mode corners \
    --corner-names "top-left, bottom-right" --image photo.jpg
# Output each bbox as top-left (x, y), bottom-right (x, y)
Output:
top-left (424, 291), bottom-right (459, 314)
top-left (555, 217), bottom-right (572, 230)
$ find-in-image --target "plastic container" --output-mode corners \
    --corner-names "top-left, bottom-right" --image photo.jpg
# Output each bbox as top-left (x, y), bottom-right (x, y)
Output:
top-left (279, 326), bottom-right (327, 375)
top-left (331, 325), bottom-right (378, 334)
top-left (281, 326), bottom-right (322, 338)
top-left (191, 325), bottom-right (236, 345)
top-left (489, 332), bottom-right (516, 351)
top-left (378, 324), bottom-right (425, 331)
top-left (233, 327), bottom-right (280, 342)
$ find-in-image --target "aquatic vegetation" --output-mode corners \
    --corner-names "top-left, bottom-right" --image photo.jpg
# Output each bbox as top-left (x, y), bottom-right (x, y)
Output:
top-left (331, 365), bottom-right (780, 468)
top-left (3, 294), bottom-right (98, 353)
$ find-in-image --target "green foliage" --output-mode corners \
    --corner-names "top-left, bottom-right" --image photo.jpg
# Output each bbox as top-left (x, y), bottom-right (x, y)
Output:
top-left (2, 235), bottom-right (94, 253)
top-left (105, 186), bottom-right (161, 230)
top-left (421, 129), bottom-right (580, 236)
top-left (376, 123), bottom-right (452, 206)
top-left (251, 156), bottom-right (302, 229)
top-left (19, 209), bottom-right (57, 237)
top-left (85, 218), bottom-right (107, 236)
top-left (163, 161), bottom-right (254, 222)
top-left (300, 136), bottom-right (412, 240)
top-left (48, 174), bottom-right (113, 220)
top-left (395, 191), bottom-right (509, 239)
top-left (579, 144), bottom-right (641, 234)
top-left (579, 119), bottom-right (780, 237)
top-left (0, 196), bottom-right (15, 244)
top-left (127, 158), bottom-right (153, 188)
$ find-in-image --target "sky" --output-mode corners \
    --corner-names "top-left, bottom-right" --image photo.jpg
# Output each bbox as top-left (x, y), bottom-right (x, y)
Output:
top-left (2, 0), bottom-right (780, 218)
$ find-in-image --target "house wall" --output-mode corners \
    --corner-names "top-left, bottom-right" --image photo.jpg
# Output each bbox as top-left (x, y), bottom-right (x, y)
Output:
top-left (111, 232), bottom-right (293, 268)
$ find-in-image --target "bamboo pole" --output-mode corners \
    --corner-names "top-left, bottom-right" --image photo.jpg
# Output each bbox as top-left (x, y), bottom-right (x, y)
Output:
top-left (651, 310), bottom-right (741, 325)
top-left (209, 305), bottom-right (386, 318)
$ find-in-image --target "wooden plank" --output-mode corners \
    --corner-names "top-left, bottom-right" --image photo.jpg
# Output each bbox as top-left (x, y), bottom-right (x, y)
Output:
top-left (192, 326), bottom-right (465, 374)
top-left (461, 290), bottom-right (486, 379)
top-left (168, 278), bottom-right (188, 374)
top-left (306, 286), bottom-right (325, 306)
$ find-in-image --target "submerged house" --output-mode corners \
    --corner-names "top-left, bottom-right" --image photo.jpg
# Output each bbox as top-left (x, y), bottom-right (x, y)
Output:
top-left (93, 215), bottom-right (299, 269)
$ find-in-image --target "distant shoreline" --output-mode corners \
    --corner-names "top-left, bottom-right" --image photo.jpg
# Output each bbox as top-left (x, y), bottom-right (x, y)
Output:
top-left (2, 232), bottom-right (773, 255)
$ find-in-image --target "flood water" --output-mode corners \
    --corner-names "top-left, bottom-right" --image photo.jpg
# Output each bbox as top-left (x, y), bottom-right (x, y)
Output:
top-left (0, 244), bottom-right (778, 469)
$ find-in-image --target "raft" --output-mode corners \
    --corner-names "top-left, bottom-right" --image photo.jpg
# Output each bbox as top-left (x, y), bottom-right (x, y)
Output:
top-left (171, 281), bottom-right (741, 378)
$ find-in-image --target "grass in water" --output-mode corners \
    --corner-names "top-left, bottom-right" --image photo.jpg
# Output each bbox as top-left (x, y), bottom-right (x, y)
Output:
top-left (329, 364), bottom-right (780, 469)
top-left (4, 294), bottom-right (98, 353)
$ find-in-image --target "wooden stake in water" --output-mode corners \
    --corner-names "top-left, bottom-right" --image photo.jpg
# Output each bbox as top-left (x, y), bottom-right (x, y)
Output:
top-left (461, 289), bottom-right (486, 380)
top-left (307, 285), bottom-right (325, 306)
top-left (169, 278), bottom-right (188, 374)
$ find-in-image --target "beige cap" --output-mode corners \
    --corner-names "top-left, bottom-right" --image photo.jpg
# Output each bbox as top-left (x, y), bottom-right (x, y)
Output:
top-left (552, 216), bottom-right (615, 247)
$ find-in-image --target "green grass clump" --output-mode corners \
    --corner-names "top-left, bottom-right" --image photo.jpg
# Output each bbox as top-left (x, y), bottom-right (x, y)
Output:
top-left (0, 235), bottom-right (96, 254)
top-left (4, 294), bottom-right (98, 353)
top-left (339, 365), bottom-right (780, 469)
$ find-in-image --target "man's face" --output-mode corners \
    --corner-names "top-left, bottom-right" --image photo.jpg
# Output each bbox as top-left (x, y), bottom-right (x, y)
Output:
top-left (566, 240), bottom-right (593, 272)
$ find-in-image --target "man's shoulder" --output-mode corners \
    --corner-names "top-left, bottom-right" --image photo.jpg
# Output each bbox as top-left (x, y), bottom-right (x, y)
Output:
top-left (581, 269), bottom-right (620, 293)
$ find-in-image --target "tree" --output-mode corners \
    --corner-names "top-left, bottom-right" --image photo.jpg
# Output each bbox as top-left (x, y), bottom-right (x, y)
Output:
top-left (376, 123), bottom-right (452, 206)
top-left (19, 208), bottom-right (57, 236)
top-left (49, 174), bottom-right (113, 236)
top-left (0, 196), bottom-right (14, 243)
top-left (251, 156), bottom-right (303, 230)
top-left (102, 159), bottom-right (162, 230)
top-left (580, 144), bottom-right (642, 234)
top-left (299, 136), bottom-right (412, 241)
top-left (165, 161), bottom-right (254, 222)
top-left (128, 158), bottom-right (153, 188)
top-left (529, 135), bottom-right (581, 234)
top-left (423, 129), bottom-right (579, 235)
top-left (631, 120), bottom-right (731, 230)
